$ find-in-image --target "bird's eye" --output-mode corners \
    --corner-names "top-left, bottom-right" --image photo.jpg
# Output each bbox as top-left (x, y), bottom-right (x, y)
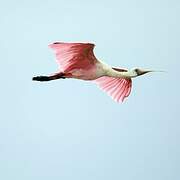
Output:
top-left (134, 68), bottom-right (139, 73)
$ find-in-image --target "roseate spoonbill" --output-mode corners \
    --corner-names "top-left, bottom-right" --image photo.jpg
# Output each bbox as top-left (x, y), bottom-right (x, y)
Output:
top-left (32, 42), bottom-right (155, 102)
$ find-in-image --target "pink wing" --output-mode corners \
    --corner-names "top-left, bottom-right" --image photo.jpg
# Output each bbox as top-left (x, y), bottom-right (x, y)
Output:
top-left (49, 42), bottom-right (98, 72)
top-left (95, 76), bottom-right (132, 103)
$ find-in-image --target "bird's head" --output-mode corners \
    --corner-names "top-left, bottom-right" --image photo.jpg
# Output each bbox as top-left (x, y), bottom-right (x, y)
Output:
top-left (132, 68), bottom-right (154, 77)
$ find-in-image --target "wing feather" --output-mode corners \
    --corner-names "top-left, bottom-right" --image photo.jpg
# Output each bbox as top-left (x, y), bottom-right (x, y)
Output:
top-left (95, 76), bottom-right (132, 103)
top-left (49, 42), bottom-right (98, 72)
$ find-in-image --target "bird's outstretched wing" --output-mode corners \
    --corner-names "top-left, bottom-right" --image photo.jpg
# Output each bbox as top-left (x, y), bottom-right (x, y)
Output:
top-left (95, 76), bottom-right (132, 103)
top-left (49, 42), bottom-right (98, 72)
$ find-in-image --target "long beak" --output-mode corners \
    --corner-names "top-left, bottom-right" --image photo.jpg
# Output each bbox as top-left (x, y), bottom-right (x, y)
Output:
top-left (139, 69), bottom-right (166, 76)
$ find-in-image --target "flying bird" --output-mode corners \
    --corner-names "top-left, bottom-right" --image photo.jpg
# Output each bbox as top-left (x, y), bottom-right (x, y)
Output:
top-left (33, 42), bottom-right (155, 103)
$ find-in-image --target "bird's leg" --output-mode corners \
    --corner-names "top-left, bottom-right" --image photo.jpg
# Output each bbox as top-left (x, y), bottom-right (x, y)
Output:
top-left (32, 72), bottom-right (66, 82)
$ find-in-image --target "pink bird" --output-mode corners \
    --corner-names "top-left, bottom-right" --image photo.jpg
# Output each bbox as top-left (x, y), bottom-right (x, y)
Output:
top-left (33, 42), bottom-right (154, 103)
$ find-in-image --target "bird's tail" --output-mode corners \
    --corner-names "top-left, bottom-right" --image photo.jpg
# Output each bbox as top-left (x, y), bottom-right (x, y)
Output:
top-left (32, 73), bottom-right (65, 82)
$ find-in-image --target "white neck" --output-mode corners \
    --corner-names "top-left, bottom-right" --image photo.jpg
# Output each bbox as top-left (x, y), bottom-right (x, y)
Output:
top-left (106, 69), bottom-right (137, 78)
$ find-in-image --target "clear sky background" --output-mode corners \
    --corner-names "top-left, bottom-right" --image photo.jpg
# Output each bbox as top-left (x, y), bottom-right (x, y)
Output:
top-left (0, 0), bottom-right (180, 179)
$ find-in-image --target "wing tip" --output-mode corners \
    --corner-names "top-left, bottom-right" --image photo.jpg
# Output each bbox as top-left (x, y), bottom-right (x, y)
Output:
top-left (95, 77), bottom-right (132, 104)
top-left (48, 42), bottom-right (95, 49)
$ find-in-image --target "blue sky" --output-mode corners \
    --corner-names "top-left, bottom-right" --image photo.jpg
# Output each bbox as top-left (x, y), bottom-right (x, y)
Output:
top-left (0, 0), bottom-right (180, 179)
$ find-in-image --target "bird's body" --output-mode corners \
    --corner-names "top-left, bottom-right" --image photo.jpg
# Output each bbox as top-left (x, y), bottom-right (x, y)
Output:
top-left (63, 61), bottom-right (123, 80)
top-left (33, 42), bottom-right (154, 103)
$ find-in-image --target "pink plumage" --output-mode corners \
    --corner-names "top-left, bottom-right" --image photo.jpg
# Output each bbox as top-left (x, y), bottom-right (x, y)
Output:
top-left (49, 42), bottom-right (97, 73)
top-left (95, 77), bottom-right (132, 102)
top-left (33, 42), bottom-right (153, 103)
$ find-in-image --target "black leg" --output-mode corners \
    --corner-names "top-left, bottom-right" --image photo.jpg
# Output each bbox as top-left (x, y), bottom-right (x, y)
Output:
top-left (32, 76), bottom-right (52, 81)
top-left (32, 73), bottom-right (66, 82)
